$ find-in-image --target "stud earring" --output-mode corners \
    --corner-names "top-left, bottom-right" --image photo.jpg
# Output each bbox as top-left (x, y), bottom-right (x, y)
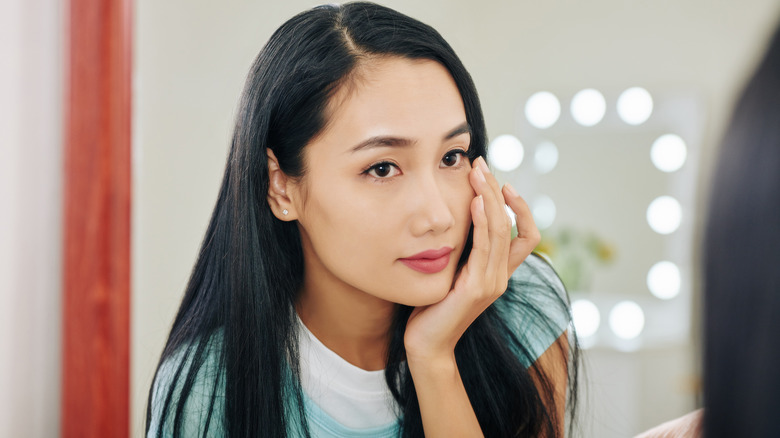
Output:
top-left (282, 209), bottom-right (289, 216)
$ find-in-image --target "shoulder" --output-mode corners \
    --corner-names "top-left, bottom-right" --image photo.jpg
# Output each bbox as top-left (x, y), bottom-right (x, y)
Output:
top-left (493, 253), bottom-right (570, 367)
top-left (509, 253), bottom-right (568, 312)
top-left (148, 331), bottom-right (225, 437)
top-left (634, 410), bottom-right (703, 438)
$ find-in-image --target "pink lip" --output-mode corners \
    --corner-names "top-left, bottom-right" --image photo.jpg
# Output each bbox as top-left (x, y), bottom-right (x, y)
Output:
top-left (399, 247), bottom-right (453, 274)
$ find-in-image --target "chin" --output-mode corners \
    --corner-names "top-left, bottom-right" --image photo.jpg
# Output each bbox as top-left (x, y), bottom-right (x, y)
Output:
top-left (397, 283), bottom-right (452, 307)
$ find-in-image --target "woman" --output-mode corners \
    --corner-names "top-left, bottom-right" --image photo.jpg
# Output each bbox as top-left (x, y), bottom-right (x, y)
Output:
top-left (146, 3), bottom-right (577, 437)
top-left (701, 21), bottom-right (780, 438)
top-left (635, 20), bottom-right (780, 438)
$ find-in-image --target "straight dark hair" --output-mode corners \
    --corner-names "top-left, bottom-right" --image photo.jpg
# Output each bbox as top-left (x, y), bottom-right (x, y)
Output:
top-left (703, 21), bottom-right (780, 438)
top-left (146, 3), bottom-right (578, 437)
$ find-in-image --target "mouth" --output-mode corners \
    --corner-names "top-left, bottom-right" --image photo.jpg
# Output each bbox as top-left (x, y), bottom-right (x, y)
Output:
top-left (399, 247), bottom-right (454, 274)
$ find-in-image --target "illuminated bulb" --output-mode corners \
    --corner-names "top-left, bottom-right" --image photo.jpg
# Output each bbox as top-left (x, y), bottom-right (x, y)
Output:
top-left (609, 301), bottom-right (645, 340)
top-left (488, 135), bottom-right (524, 172)
top-left (533, 141), bottom-right (559, 174)
top-left (572, 299), bottom-right (600, 337)
top-left (617, 87), bottom-right (653, 125)
top-left (647, 196), bottom-right (682, 234)
top-left (570, 88), bottom-right (606, 127)
top-left (651, 134), bottom-right (687, 172)
top-left (532, 195), bottom-right (556, 230)
top-left (647, 261), bottom-right (681, 300)
top-left (525, 91), bottom-right (561, 129)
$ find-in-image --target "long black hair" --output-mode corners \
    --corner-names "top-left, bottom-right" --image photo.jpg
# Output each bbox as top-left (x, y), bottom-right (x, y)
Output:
top-left (147, 3), bottom-right (578, 437)
top-left (702, 21), bottom-right (780, 438)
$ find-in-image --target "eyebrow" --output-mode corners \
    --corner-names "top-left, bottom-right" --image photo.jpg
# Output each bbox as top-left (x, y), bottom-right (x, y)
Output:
top-left (349, 121), bottom-right (471, 153)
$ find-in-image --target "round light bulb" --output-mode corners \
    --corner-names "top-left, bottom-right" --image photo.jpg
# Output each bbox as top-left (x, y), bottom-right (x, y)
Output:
top-left (532, 195), bottom-right (556, 230)
top-left (525, 91), bottom-right (561, 129)
top-left (533, 141), bottom-right (559, 174)
top-left (572, 299), bottom-right (600, 338)
top-left (617, 87), bottom-right (653, 125)
top-left (647, 261), bottom-right (681, 300)
top-left (651, 134), bottom-right (687, 172)
top-left (647, 196), bottom-right (682, 235)
top-left (488, 135), bottom-right (524, 172)
top-left (609, 301), bottom-right (645, 340)
top-left (570, 88), bottom-right (606, 127)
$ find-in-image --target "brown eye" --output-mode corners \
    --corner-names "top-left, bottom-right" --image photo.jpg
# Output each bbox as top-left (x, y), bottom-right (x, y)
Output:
top-left (374, 164), bottom-right (391, 177)
top-left (367, 162), bottom-right (400, 178)
top-left (441, 150), bottom-right (465, 167)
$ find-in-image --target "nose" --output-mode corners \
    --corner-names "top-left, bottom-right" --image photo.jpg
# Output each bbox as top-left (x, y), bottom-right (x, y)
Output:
top-left (409, 174), bottom-right (456, 237)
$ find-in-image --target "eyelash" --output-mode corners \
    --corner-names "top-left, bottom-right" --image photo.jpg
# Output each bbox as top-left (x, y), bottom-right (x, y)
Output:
top-left (361, 148), bottom-right (469, 180)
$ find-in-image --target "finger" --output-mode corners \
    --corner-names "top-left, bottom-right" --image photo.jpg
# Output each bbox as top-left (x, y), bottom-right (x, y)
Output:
top-left (471, 158), bottom-right (511, 283)
top-left (470, 158), bottom-right (512, 242)
top-left (473, 156), bottom-right (501, 197)
top-left (464, 194), bottom-right (490, 285)
top-left (503, 183), bottom-right (541, 276)
top-left (469, 160), bottom-right (497, 215)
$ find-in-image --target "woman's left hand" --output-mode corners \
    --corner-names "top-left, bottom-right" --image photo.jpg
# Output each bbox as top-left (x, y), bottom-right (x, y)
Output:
top-left (403, 156), bottom-right (540, 362)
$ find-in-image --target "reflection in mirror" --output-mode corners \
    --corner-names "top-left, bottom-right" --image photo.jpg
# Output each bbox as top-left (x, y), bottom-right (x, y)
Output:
top-left (130, 2), bottom-right (780, 438)
top-left (505, 88), bottom-right (701, 349)
top-left (617, 87), bottom-right (654, 126)
top-left (491, 88), bottom-right (704, 436)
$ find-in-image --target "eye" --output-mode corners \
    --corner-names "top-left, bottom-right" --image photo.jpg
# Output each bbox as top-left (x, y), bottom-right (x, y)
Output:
top-left (365, 162), bottom-right (401, 178)
top-left (441, 149), bottom-right (467, 168)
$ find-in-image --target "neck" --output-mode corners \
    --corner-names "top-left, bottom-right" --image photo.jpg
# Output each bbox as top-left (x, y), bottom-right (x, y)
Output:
top-left (296, 258), bottom-right (396, 372)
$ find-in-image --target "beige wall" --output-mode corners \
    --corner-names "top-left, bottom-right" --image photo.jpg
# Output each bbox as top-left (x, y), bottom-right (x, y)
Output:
top-left (133, 1), bottom-right (780, 437)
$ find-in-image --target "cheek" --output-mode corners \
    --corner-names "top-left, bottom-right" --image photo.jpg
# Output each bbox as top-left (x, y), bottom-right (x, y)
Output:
top-left (295, 170), bottom-right (476, 306)
top-left (298, 187), bottom-right (422, 300)
top-left (298, 182), bottom-right (395, 266)
top-left (450, 172), bottom-right (476, 229)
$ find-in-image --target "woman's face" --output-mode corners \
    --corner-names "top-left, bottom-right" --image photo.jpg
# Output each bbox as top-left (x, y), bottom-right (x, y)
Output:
top-left (290, 57), bottom-right (475, 307)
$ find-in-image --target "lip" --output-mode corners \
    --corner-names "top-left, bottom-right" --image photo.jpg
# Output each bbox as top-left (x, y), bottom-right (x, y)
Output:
top-left (399, 247), bottom-right (454, 274)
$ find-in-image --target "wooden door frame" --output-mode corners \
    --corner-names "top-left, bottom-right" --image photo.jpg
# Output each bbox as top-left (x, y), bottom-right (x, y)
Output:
top-left (62, 0), bottom-right (133, 436)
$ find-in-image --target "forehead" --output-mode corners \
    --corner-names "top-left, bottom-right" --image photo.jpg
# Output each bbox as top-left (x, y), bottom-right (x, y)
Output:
top-left (311, 57), bottom-right (467, 153)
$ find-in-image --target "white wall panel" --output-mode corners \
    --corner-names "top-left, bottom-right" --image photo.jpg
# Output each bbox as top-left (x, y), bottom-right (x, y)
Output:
top-left (0, 1), bottom-right (63, 436)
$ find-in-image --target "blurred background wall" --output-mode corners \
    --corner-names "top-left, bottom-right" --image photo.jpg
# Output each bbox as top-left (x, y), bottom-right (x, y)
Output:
top-left (2, 0), bottom-right (779, 437)
top-left (0, 0), bottom-right (63, 436)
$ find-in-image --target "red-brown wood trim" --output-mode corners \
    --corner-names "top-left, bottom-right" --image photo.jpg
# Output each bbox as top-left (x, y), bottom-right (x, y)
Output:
top-left (62, 0), bottom-right (132, 436)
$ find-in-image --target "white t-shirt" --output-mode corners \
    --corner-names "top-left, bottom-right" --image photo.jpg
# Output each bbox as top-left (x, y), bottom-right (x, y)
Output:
top-left (295, 314), bottom-right (399, 429)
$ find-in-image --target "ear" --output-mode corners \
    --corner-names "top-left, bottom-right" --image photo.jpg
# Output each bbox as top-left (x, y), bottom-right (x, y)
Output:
top-left (266, 148), bottom-right (298, 221)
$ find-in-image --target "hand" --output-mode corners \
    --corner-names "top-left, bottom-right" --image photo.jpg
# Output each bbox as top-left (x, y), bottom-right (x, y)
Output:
top-left (403, 156), bottom-right (541, 362)
top-left (634, 410), bottom-right (703, 438)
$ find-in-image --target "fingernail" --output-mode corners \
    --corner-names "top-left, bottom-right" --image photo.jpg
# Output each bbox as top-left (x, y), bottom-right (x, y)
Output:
top-left (475, 166), bottom-right (487, 182)
top-left (476, 194), bottom-right (484, 211)
top-left (504, 182), bottom-right (518, 197)
top-left (477, 156), bottom-right (491, 174)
